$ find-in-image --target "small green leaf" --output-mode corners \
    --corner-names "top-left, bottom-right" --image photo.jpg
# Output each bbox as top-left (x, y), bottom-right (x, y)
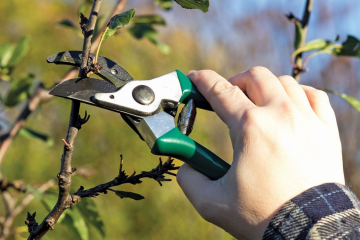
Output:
top-left (19, 127), bottom-right (53, 146)
top-left (132, 15), bottom-right (166, 25)
top-left (331, 35), bottom-right (360, 57)
top-left (0, 43), bottom-right (14, 68)
top-left (154, 0), bottom-right (173, 10)
top-left (128, 23), bottom-right (170, 54)
top-left (109, 189), bottom-right (145, 200)
top-left (301, 39), bottom-right (332, 53)
top-left (5, 73), bottom-right (35, 107)
top-left (324, 89), bottom-right (360, 113)
top-left (294, 21), bottom-right (303, 50)
top-left (102, 9), bottom-right (135, 40)
top-left (58, 20), bottom-right (78, 30)
top-left (174, 0), bottom-right (209, 13)
top-left (63, 208), bottom-right (89, 240)
top-left (8, 37), bottom-right (29, 67)
top-left (75, 198), bottom-right (105, 237)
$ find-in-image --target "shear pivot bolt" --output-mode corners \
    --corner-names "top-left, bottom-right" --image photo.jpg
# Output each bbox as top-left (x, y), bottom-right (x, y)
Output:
top-left (111, 69), bottom-right (118, 75)
top-left (132, 85), bottom-right (155, 105)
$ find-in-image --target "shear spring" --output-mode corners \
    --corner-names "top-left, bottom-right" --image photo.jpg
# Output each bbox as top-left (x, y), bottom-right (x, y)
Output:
top-left (177, 99), bottom-right (196, 136)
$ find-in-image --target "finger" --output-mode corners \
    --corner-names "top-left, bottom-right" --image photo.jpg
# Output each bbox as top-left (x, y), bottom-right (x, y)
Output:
top-left (301, 85), bottom-right (337, 126)
top-left (176, 163), bottom-right (220, 220)
top-left (188, 70), bottom-right (254, 126)
top-left (277, 75), bottom-right (312, 110)
top-left (229, 66), bottom-right (289, 106)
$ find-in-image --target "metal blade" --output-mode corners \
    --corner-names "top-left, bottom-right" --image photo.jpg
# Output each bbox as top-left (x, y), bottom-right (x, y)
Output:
top-left (49, 77), bottom-right (127, 114)
top-left (47, 51), bottom-right (133, 87)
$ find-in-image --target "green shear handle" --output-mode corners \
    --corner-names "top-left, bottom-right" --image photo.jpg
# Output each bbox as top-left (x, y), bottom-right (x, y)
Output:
top-left (151, 70), bottom-right (230, 180)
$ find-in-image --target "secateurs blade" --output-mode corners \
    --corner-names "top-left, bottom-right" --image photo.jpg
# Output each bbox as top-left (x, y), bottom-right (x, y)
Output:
top-left (48, 52), bottom-right (230, 180)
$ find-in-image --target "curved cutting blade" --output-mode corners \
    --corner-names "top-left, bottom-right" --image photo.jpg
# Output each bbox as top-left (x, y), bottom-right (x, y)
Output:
top-left (47, 51), bottom-right (133, 87)
top-left (49, 77), bottom-right (127, 114)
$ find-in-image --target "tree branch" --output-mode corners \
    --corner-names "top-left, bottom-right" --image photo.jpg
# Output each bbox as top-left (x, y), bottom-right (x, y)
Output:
top-left (291, 0), bottom-right (314, 82)
top-left (26, 1), bottom-right (103, 239)
top-left (0, 178), bottom-right (26, 193)
top-left (0, 0), bottom-right (127, 164)
top-left (0, 180), bottom-right (54, 240)
top-left (72, 157), bottom-right (179, 202)
top-left (0, 84), bottom-right (50, 166)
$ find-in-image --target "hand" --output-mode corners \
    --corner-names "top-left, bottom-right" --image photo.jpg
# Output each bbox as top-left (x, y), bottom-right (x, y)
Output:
top-left (176, 67), bottom-right (345, 240)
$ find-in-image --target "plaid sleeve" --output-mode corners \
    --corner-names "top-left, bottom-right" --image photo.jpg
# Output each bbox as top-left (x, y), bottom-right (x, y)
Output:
top-left (263, 183), bottom-right (360, 239)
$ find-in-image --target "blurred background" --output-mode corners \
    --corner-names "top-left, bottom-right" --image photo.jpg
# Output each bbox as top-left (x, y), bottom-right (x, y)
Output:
top-left (1, 0), bottom-right (360, 239)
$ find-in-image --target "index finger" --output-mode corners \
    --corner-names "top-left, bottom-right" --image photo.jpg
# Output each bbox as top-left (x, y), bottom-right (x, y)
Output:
top-left (188, 70), bottom-right (254, 126)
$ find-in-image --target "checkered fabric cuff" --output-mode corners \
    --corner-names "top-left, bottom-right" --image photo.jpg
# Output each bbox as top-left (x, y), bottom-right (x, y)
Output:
top-left (263, 183), bottom-right (360, 239)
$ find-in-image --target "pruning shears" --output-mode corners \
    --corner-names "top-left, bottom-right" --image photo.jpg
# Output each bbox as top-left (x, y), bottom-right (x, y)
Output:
top-left (48, 51), bottom-right (230, 180)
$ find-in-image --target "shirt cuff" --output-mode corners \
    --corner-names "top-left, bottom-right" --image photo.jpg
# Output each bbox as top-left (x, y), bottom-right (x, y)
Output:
top-left (263, 183), bottom-right (360, 240)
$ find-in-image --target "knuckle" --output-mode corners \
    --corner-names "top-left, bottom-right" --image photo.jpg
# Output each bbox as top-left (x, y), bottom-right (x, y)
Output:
top-left (315, 90), bottom-right (330, 101)
top-left (278, 75), bottom-right (297, 83)
top-left (210, 78), bottom-right (234, 96)
top-left (248, 66), bottom-right (271, 77)
top-left (240, 107), bottom-right (261, 128)
top-left (195, 69), bottom-right (217, 80)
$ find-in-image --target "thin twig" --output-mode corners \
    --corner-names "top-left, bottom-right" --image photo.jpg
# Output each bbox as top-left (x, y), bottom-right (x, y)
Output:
top-left (72, 157), bottom-right (179, 202)
top-left (0, 178), bottom-right (26, 193)
top-left (0, 180), bottom-right (54, 240)
top-left (0, 84), bottom-right (49, 165)
top-left (291, 0), bottom-right (314, 82)
top-left (26, 1), bottom-right (103, 239)
top-left (91, 0), bottom-right (128, 52)
top-left (0, 0), bottom-right (127, 164)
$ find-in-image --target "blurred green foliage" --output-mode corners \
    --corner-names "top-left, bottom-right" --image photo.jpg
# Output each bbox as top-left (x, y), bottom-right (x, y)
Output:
top-left (0, 0), bottom-right (232, 239)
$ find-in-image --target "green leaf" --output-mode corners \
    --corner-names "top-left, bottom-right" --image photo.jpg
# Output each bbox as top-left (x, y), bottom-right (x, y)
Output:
top-left (132, 15), bottom-right (166, 25)
top-left (75, 198), bottom-right (105, 238)
top-left (128, 24), bottom-right (170, 54)
top-left (102, 9), bottom-right (135, 40)
top-left (19, 127), bottom-right (53, 146)
top-left (294, 21), bottom-right (303, 50)
top-left (58, 20), bottom-right (78, 30)
top-left (109, 189), bottom-right (145, 200)
top-left (300, 39), bottom-right (332, 53)
top-left (174, 0), bottom-right (210, 13)
top-left (8, 37), bottom-right (29, 67)
top-left (0, 43), bottom-right (14, 67)
top-left (324, 89), bottom-right (360, 113)
top-left (5, 73), bottom-right (34, 107)
top-left (331, 35), bottom-right (360, 57)
top-left (154, 0), bottom-right (173, 10)
top-left (63, 208), bottom-right (89, 240)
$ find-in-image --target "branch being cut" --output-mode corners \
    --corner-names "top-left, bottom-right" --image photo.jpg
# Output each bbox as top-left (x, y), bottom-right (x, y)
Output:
top-left (72, 157), bottom-right (179, 202)
top-left (26, 1), bottom-right (103, 239)
top-left (0, 0), bottom-right (127, 164)
top-left (289, 0), bottom-right (314, 82)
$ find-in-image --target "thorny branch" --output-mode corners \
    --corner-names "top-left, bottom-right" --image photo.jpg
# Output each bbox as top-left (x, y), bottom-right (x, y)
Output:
top-left (0, 1), bottom-right (128, 239)
top-left (289, 0), bottom-right (314, 82)
top-left (26, 0), bottom-right (103, 239)
top-left (0, 0), bottom-right (127, 164)
top-left (72, 157), bottom-right (179, 201)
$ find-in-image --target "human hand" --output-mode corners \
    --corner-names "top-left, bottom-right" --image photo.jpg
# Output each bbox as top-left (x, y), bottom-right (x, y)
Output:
top-left (176, 67), bottom-right (345, 240)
